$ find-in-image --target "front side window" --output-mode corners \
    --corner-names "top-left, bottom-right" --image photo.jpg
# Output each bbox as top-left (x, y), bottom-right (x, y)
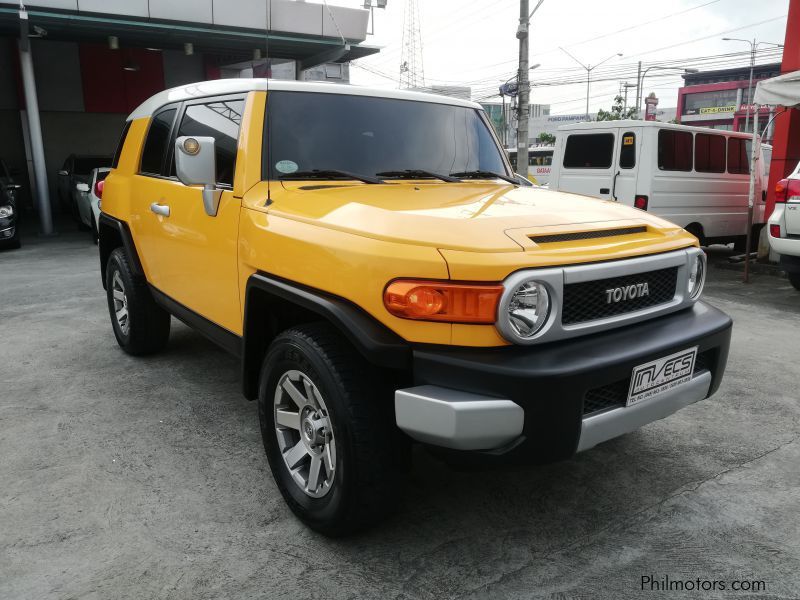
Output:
top-left (140, 108), bottom-right (177, 175)
top-left (563, 133), bottom-right (615, 169)
top-left (658, 129), bottom-right (693, 171)
top-left (173, 99), bottom-right (244, 186)
top-left (695, 133), bottom-right (726, 173)
top-left (619, 132), bottom-right (636, 169)
top-left (264, 92), bottom-right (508, 180)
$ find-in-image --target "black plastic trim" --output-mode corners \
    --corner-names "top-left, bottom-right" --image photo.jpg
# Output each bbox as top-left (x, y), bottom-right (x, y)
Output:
top-left (411, 301), bottom-right (732, 464)
top-left (241, 272), bottom-right (410, 399)
top-left (98, 213), bottom-right (143, 286)
top-left (149, 285), bottom-right (242, 358)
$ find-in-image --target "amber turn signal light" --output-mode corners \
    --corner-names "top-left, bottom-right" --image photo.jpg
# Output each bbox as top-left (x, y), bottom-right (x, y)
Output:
top-left (384, 280), bottom-right (503, 323)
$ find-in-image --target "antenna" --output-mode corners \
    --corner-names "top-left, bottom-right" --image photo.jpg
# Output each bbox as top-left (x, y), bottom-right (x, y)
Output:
top-left (399, 0), bottom-right (424, 89)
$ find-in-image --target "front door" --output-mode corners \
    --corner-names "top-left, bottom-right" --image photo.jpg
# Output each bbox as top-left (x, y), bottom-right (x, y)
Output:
top-left (131, 97), bottom-right (246, 335)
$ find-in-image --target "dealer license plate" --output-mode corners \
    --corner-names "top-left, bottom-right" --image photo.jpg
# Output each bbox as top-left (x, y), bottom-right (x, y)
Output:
top-left (627, 347), bottom-right (698, 407)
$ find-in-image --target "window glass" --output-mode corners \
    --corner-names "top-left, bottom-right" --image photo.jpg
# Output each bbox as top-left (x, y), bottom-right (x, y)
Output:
top-left (173, 100), bottom-right (244, 186)
top-left (727, 138), bottom-right (749, 174)
top-left (264, 92), bottom-right (508, 180)
top-left (682, 89), bottom-right (737, 116)
top-left (563, 133), bottom-right (615, 169)
top-left (619, 132), bottom-right (636, 169)
top-left (658, 129), bottom-right (693, 171)
top-left (695, 133), bottom-right (726, 173)
top-left (140, 108), bottom-right (177, 175)
top-left (112, 121), bottom-right (132, 169)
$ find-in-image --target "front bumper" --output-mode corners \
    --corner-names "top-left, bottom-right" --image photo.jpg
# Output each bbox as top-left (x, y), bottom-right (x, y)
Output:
top-left (395, 301), bottom-right (731, 463)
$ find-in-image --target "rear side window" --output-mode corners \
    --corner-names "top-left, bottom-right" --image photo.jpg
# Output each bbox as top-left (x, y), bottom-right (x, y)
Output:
top-left (140, 108), bottom-right (177, 175)
top-left (658, 129), bottom-right (693, 171)
top-left (695, 133), bottom-right (726, 173)
top-left (112, 121), bottom-right (132, 169)
top-left (563, 133), bottom-right (615, 169)
top-left (727, 138), bottom-right (749, 174)
top-left (619, 132), bottom-right (636, 169)
top-left (173, 99), bottom-right (245, 186)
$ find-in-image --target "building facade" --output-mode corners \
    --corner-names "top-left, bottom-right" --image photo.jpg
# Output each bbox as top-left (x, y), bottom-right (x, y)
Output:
top-left (0, 0), bottom-right (378, 233)
top-left (677, 63), bottom-right (781, 139)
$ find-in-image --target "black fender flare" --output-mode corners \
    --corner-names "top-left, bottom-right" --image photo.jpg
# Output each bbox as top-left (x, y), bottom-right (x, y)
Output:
top-left (98, 213), bottom-right (143, 287)
top-left (241, 272), bottom-right (410, 399)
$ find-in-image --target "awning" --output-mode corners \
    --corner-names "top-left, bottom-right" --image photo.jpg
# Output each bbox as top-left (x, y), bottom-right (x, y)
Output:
top-left (753, 70), bottom-right (800, 108)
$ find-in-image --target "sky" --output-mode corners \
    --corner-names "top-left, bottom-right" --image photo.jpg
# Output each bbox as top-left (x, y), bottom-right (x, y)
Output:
top-left (325, 0), bottom-right (789, 116)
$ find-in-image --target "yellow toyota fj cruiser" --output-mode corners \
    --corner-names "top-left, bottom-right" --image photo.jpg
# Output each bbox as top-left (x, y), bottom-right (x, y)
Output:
top-left (99, 79), bottom-right (731, 535)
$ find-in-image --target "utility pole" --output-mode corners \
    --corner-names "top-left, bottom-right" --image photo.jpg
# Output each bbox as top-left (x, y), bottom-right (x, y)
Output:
top-left (635, 61), bottom-right (642, 118)
top-left (516, 0), bottom-right (531, 174)
top-left (561, 48), bottom-right (622, 120)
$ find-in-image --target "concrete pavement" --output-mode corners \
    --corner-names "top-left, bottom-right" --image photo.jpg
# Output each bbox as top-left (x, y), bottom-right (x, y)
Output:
top-left (1, 233), bottom-right (799, 600)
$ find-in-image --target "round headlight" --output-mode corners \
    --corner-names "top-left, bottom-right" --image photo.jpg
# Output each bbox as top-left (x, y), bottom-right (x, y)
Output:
top-left (0, 205), bottom-right (13, 219)
top-left (688, 253), bottom-right (706, 298)
top-left (505, 280), bottom-right (550, 340)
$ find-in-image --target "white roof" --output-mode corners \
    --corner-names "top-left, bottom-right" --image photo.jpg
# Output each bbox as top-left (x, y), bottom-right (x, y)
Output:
top-left (754, 70), bottom-right (800, 108)
top-left (128, 79), bottom-right (482, 121)
top-left (555, 119), bottom-right (754, 138)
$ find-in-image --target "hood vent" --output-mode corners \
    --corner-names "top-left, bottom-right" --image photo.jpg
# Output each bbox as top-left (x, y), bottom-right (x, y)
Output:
top-left (530, 226), bottom-right (647, 244)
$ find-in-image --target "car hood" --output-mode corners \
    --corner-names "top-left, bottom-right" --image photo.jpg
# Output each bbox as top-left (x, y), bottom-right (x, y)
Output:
top-left (267, 181), bottom-right (689, 253)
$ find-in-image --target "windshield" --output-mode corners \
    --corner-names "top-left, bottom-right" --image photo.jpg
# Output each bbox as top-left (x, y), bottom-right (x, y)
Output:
top-left (264, 91), bottom-right (509, 180)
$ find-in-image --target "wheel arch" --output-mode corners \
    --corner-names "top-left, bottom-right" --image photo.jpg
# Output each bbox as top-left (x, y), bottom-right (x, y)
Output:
top-left (98, 214), bottom-right (143, 289)
top-left (241, 273), bottom-right (410, 400)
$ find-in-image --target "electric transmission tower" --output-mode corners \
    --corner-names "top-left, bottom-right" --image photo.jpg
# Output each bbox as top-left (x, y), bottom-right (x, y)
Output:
top-left (399, 0), bottom-right (424, 89)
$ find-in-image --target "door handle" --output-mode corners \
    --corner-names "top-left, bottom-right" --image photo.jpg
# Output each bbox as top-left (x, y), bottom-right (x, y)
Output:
top-left (150, 202), bottom-right (170, 217)
top-left (611, 170), bottom-right (620, 201)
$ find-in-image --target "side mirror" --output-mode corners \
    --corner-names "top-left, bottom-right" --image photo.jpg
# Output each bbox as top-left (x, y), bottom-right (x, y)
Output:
top-left (58, 170), bottom-right (69, 176)
top-left (75, 183), bottom-right (90, 193)
top-left (175, 135), bottom-right (221, 217)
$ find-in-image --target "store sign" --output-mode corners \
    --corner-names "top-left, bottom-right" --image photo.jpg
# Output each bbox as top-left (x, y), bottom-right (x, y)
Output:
top-left (738, 104), bottom-right (770, 112)
top-left (698, 105), bottom-right (736, 115)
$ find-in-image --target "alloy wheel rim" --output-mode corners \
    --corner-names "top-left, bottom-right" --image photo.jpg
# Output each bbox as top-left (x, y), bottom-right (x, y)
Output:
top-left (273, 369), bottom-right (336, 498)
top-left (111, 271), bottom-right (129, 335)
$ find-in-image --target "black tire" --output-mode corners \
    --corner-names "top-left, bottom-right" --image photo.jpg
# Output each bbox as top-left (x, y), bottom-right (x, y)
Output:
top-left (788, 272), bottom-right (800, 291)
top-left (258, 323), bottom-right (406, 536)
top-left (685, 224), bottom-right (706, 247)
top-left (0, 227), bottom-right (21, 250)
top-left (90, 214), bottom-right (99, 245)
top-left (105, 247), bottom-right (170, 355)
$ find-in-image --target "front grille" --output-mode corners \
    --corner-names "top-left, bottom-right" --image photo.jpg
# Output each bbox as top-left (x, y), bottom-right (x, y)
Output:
top-left (562, 266), bottom-right (678, 325)
top-left (583, 350), bottom-right (713, 415)
top-left (530, 226), bottom-right (646, 244)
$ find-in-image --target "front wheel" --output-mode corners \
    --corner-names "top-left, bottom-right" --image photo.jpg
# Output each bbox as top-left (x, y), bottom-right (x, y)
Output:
top-left (788, 271), bottom-right (800, 291)
top-left (105, 247), bottom-right (170, 355)
top-left (258, 323), bottom-right (405, 536)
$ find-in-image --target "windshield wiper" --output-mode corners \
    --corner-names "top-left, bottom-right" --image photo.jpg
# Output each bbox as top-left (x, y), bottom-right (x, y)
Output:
top-left (375, 169), bottom-right (462, 183)
top-left (279, 169), bottom-right (384, 184)
top-left (449, 170), bottom-right (519, 185)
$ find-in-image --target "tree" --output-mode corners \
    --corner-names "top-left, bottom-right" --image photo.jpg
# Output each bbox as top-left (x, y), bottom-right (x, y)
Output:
top-left (538, 132), bottom-right (556, 145)
top-left (596, 95), bottom-right (637, 121)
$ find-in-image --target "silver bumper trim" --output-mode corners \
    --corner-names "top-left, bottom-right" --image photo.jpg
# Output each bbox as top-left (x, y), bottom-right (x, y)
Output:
top-left (577, 371), bottom-right (712, 452)
top-left (395, 385), bottom-right (524, 451)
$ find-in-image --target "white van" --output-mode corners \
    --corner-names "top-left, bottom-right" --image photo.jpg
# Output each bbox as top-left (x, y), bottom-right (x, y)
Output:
top-left (549, 120), bottom-right (770, 247)
top-left (507, 146), bottom-right (555, 186)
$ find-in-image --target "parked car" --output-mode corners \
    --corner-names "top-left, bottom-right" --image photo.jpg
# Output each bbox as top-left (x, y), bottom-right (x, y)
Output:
top-left (0, 158), bottom-right (22, 250)
top-left (549, 121), bottom-right (770, 248)
top-left (768, 161), bottom-right (800, 290)
top-left (99, 80), bottom-right (732, 535)
top-left (75, 167), bottom-right (110, 241)
top-left (507, 145), bottom-right (555, 186)
top-left (58, 154), bottom-right (111, 218)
